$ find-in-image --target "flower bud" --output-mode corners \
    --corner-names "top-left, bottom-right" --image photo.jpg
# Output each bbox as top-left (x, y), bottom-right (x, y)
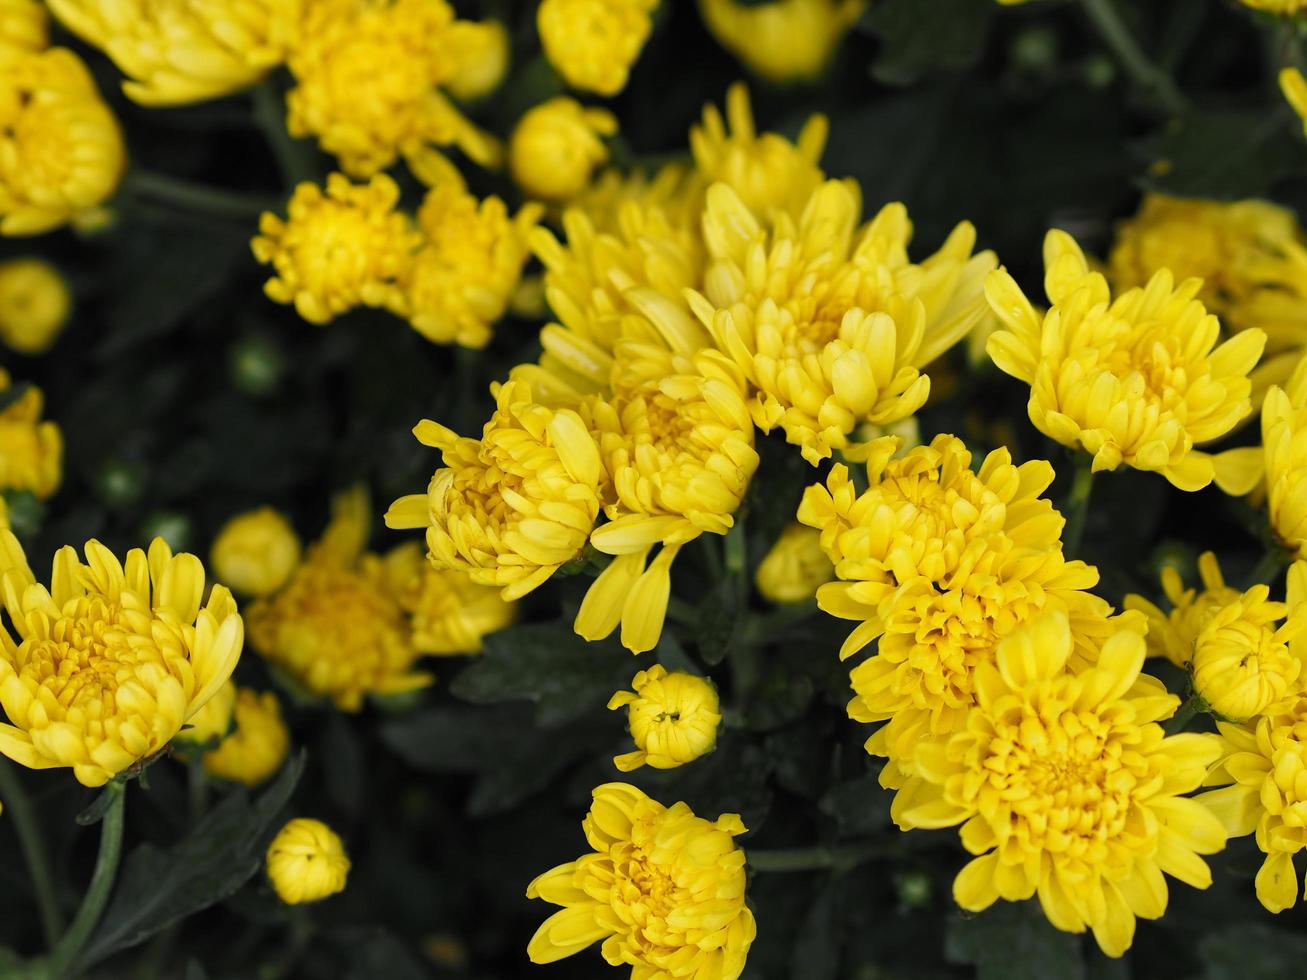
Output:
top-left (0, 259), bottom-right (70, 354)
top-left (212, 507), bottom-right (302, 598)
top-left (204, 688), bottom-right (289, 786)
top-left (508, 98), bottom-right (616, 201)
top-left (755, 524), bottom-right (834, 604)
top-left (608, 665), bottom-right (721, 771)
top-left (266, 818), bottom-right (350, 904)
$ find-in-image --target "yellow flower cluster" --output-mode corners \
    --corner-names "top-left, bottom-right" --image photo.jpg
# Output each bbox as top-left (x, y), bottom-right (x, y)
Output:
top-left (537, 0), bottom-right (658, 96)
top-left (526, 783), bottom-right (754, 978)
top-left (0, 258), bottom-right (71, 353)
top-left (266, 818), bottom-right (350, 904)
top-left (0, 368), bottom-right (62, 500)
top-left (698, 0), bottom-right (865, 82)
top-left (607, 665), bottom-right (721, 771)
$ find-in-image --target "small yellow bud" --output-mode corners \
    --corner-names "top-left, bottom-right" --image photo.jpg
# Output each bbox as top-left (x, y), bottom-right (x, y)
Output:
top-left (175, 680), bottom-right (237, 746)
top-left (698, 0), bottom-right (865, 83)
top-left (755, 524), bottom-right (834, 604)
top-left (266, 818), bottom-right (350, 905)
top-left (211, 507), bottom-right (303, 597)
top-left (508, 97), bottom-right (617, 201)
top-left (607, 665), bottom-right (721, 771)
top-left (203, 688), bottom-right (290, 786)
top-left (0, 259), bottom-right (71, 354)
top-left (537, 0), bottom-right (657, 96)
top-left (446, 20), bottom-right (510, 101)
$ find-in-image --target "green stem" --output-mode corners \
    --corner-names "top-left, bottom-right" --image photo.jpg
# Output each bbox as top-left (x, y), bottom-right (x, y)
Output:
top-left (49, 783), bottom-right (126, 979)
top-left (1247, 546), bottom-right (1290, 589)
top-left (741, 600), bottom-right (818, 646)
top-left (1165, 694), bottom-right (1204, 735)
top-left (1080, 0), bottom-right (1188, 116)
top-left (1063, 462), bottom-right (1095, 559)
top-left (667, 597), bottom-right (698, 628)
top-left (251, 81), bottom-right (317, 187)
top-left (127, 169), bottom-right (275, 220)
top-left (0, 761), bottom-right (63, 947)
top-left (748, 840), bottom-right (891, 874)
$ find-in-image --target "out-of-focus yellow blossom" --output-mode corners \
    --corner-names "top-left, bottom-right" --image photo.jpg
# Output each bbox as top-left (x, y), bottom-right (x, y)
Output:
top-left (203, 687), bottom-right (289, 786)
top-left (0, 369), bottom-right (62, 500)
top-left (1264, 354), bottom-right (1307, 558)
top-left (607, 665), bottom-right (721, 772)
top-left (798, 434), bottom-right (1129, 813)
top-left (406, 176), bottom-right (544, 348)
top-left (211, 506), bottom-right (302, 597)
top-left (0, 0), bottom-right (47, 55)
top-left (509, 98), bottom-right (617, 202)
top-left (569, 161), bottom-right (700, 236)
top-left (698, 0), bottom-right (864, 82)
top-left (526, 783), bottom-right (754, 977)
top-left (45, 0), bottom-right (296, 106)
top-left (446, 19), bottom-right (509, 101)
top-left (0, 258), bottom-right (70, 354)
top-left (247, 488), bottom-right (430, 711)
top-left (900, 611), bottom-right (1225, 957)
top-left (1283, 68), bottom-right (1307, 140)
top-left (1252, 1), bottom-right (1307, 14)
top-left (537, 0), bottom-right (657, 97)
top-left (287, 0), bottom-right (500, 184)
top-left (266, 818), bottom-right (350, 904)
top-left (1125, 552), bottom-right (1242, 668)
top-left (0, 533), bottom-right (243, 786)
top-left (1191, 582), bottom-right (1306, 722)
top-left (382, 542), bottom-right (516, 655)
top-left (576, 349), bottom-right (757, 653)
top-left (386, 381), bottom-right (604, 601)
top-left (175, 679), bottom-right (237, 746)
top-left (985, 229), bottom-right (1264, 491)
top-left (0, 48), bottom-right (125, 236)
top-left (688, 181), bottom-right (996, 464)
top-left (251, 173), bottom-right (421, 326)
top-left (755, 523), bottom-right (833, 603)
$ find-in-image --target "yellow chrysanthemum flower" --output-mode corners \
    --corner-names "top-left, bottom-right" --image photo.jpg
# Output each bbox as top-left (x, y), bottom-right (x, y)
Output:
top-left (445, 19), bottom-right (510, 102)
top-left (898, 611), bottom-right (1226, 958)
top-left (576, 348), bottom-right (757, 653)
top-left (203, 687), bottom-right (289, 786)
top-left (688, 181), bottom-right (995, 464)
top-left (406, 176), bottom-right (544, 348)
top-left (0, 48), bottom-right (125, 236)
top-left (251, 173), bottom-right (421, 326)
top-left (1264, 353), bottom-right (1307, 558)
top-left (0, 533), bottom-right (243, 786)
top-left (508, 98), bottom-right (618, 203)
top-left (211, 506), bottom-right (303, 598)
top-left (1124, 552), bottom-right (1242, 668)
top-left (386, 381), bottom-right (604, 601)
top-left (0, 258), bottom-right (70, 354)
top-left (698, 0), bottom-right (864, 82)
top-left (247, 488), bottom-right (430, 711)
top-left (570, 161), bottom-right (701, 237)
top-left (45, 0), bottom-right (297, 106)
top-left (526, 782), bottom-right (755, 977)
top-left (985, 229), bottom-right (1265, 491)
top-left (537, 0), bottom-right (657, 97)
top-left (175, 678), bottom-right (237, 746)
top-left (0, 0), bottom-right (47, 56)
top-left (755, 523), bottom-right (833, 604)
top-left (266, 818), bottom-right (350, 904)
top-left (607, 666), bottom-right (721, 772)
top-left (382, 542), bottom-right (517, 655)
top-left (0, 369), bottom-right (62, 500)
top-left (286, 0), bottom-right (500, 183)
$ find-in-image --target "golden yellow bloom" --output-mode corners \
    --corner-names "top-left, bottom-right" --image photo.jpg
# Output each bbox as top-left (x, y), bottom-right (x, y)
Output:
top-left (406, 177), bottom-right (543, 348)
top-left (1124, 552), bottom-right (1242, 668)
top-left (699, 0), bottom-right (864, 82)
top-left (0, 48), bottom-right (125, 236)
top-left (211, 506), bottom-right (303, 597)
top-left (755, 523), bottom-right (833, 604)
top-left (266, 818), bottom-right (350, 904)
top-left (0, 258), bottom-right (70, 354)
top-left (247, 488), bottom-right (430, 711)
top-left (446, 19), bottom-right (509, 101)
top-left (526, 782), bottom-right (755, 977)
top-left (175, 678), bottom-right (236, 746)
top-left (382, 542), bottom-right (516, 655)
top-left (508, 98), bottom-right (617, 202)
top-left (537, 0), bottom-right (657, 97)
top-left (286, 0), bottom-right (500, 183)
top-left (251, 173), bottom-right (421, 326)
top-left (45, 0), bottom-right (296, 106)
top-left (0, 533), bottom-right (243, 786)
top-left (0, 369), bottom-right (62, 499)
top-left (1264, 354), bottom-right (1307, 558)
top-left (689, 181), bottom-right (995, 464)
top-left (0, 0), bottom-right (47, 55)
top-left (385, 380), bottom-right (604, 601)
top-left (203, 687), bottom-right (289, 786)
top-left (607, 666), bottom-right (721, 771)
top-left (986, 229), bottom-right (1264, 491)
top-left (898, 611), bottom-right (1226, 958)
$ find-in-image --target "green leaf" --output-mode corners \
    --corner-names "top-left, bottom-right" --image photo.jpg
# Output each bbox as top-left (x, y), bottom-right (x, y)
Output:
top-left (790, 879), bottom-right (842, 980)
top-left (80, 752), bottom-right (306, 967)
top-left (695, 579), bottom-right (740, 667)
top-left (819, 773), bottom-right (892, 837)
top-left (1139, 109), bottom-right (1301, 200)
top-left (859, 0), bottom-right (996, 86)
top-left (341, 929), bottom-right (431, 980)
top-left (945, 902), bottom-right (1086, 980)
top-left (1199, 923), bottom-right (1307, 980)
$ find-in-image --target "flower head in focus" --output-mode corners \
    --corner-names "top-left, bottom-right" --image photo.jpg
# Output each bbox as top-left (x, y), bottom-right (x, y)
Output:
top-left (267, 818), bottom-right (350, 904)
top-left (755, 523), bottom-right (833, 603)
top-left (1263, 353), bottom-right (1307, 558)
top-left (251, 173), bottom-right (421, 326)
top-left (0, 48), bottom-right (125, 236)
top-left (1125, 552), bottom-right (1242, 668)
top-left (537, 0), bottom-right (658, 96)
top-left (898, 611), bottom-right (1226, 957)
top-left (0, 258), bottom-right (70, 354)
top-left (203, 687), bottom-right (289, 786)
top-left (698, 0), bottom-right (864, 82)
top-left (985, 229), bottom-right (1265, 490)
top-left (0, 532), bottom-right (243, 785)
top-left (45, 0), bottom-right (297, 105)
top-left (526, 782), bottom-right (755, 978)
top-left (607, 665), bottom-right (721, 771)
top-left (0, 0), bottom-right (47, 56)
top-left (382, 542), bottom-right (517, 655)
top-left (0, 369), bottom-right (62, 499)
top-left (211, 506), bottom-right (303, 597)
top-left (509, 98), bottom-right (617, 202)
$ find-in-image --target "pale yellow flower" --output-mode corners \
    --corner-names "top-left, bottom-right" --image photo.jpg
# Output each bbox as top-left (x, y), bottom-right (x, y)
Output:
top-left (203, 687), bottom-right (289, 786)
top-left (266, 818), bottom-right (349, 904)
top-left (608, 665), bottom-right (720, 771)
top-left (0, 0), bottom-right (48, 56)
top-left (755, 523), bottom-right (833, 604)
top-left (1124, 552), bottom-right (1242, 668)
top-left (445, 19), bottom-right (510, 101)
top-left (508, 98), bottom-right (617, 202)
top-left (211, 506), bottom-right (303, 597)
top-left (537, 0), bottom-right (658, 97)
top-left (0, 258), bottom-right (70, 353)
top-left (698, 0), bottom-right (865, 82)
top-left (0, 368), bottom-right (62, 499)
